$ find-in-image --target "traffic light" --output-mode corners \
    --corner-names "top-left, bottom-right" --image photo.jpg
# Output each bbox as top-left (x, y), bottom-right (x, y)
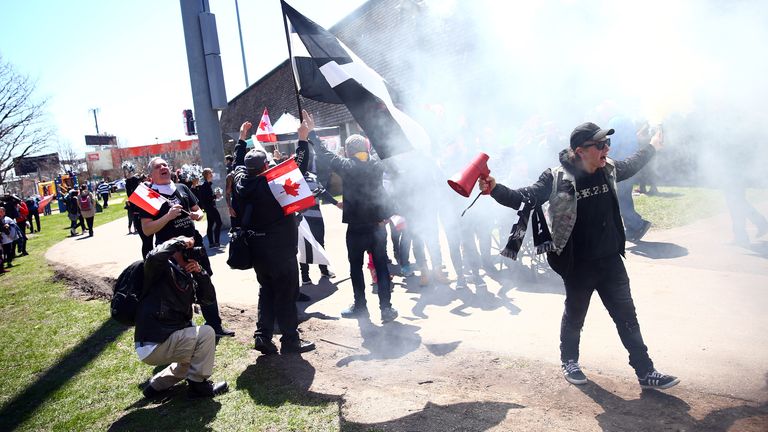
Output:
top-left (183, 109), bottom-right (196, 135)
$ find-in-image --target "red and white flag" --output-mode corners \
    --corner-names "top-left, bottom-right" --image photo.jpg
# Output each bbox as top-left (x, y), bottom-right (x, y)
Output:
top-left (128, 183), bottom-right (166, 216)
top-left (390, 214), bottom-right (407, 231)
top-left (255, 107), bottom-right (277, 142)
top-left (263, 159), bottom-right (315, 215)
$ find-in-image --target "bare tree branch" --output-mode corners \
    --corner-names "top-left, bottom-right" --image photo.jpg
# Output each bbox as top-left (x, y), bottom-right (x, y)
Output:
top-left (0, 56), bottom-right (51, 185)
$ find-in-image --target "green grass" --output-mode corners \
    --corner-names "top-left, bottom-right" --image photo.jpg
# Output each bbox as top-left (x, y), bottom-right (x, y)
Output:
top-left (632, 186), bottom-right (766, 230)
top-left (0, 191), bottom-right (340, 431)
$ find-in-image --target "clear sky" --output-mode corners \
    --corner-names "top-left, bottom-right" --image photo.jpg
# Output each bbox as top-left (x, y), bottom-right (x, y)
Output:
top-left (0, 0), bottom-right (367, 156)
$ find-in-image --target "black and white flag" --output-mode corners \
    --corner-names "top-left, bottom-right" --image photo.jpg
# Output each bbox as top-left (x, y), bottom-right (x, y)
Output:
top-left (281, 0), bottom-right (430, 159)
top-left (297, 217), bottom-right (330, 265)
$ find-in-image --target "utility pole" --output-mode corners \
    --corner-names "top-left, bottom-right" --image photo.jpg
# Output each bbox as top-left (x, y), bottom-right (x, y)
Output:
top-left (89, 108), bottom-right (100, 135)
top-left (235, 0), bottom-right (249, 87)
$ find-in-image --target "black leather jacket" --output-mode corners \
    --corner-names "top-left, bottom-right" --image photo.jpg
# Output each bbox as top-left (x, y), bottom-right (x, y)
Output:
top-left (134, 238), bottom-right (214, 343)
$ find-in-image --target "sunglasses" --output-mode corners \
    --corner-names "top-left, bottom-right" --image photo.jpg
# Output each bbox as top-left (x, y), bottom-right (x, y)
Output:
top-left (582, 138), bottom-right (611, 150)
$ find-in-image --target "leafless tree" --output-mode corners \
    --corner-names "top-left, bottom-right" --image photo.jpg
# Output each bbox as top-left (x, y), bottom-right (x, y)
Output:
top-left (0, 56), bottom-right (51, 186)
top-left (56, 139), bottom-right (79, 172)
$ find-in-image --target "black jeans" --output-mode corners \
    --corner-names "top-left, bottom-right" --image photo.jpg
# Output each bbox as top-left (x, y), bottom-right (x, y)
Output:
top-left (204, 206), bottom-right (223, 246)
top-left (346, 224), bottom-right (391, 310)
top-left (299, 216), bottom-right (328, 279)
top-left (251, 229), bottom-right (300, 343)
top-left (560, 254), bottom-right (654, 377)
top-left (2, 243), bottom-right (14, 267)
top-left (101, 193), bottom-right (109, 207)
top-left (84, 216), bottom-right (94, 235)
top-left (29, 212), bottom-right (40, 232)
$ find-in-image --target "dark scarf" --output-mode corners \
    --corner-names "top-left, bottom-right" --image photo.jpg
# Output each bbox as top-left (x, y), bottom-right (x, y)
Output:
top-left (500, 191), bottom-right (555, 260)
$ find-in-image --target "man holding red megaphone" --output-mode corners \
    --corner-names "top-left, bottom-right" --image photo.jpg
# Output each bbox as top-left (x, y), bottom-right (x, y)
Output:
top-left (478, 121), bottom-right (677, 391)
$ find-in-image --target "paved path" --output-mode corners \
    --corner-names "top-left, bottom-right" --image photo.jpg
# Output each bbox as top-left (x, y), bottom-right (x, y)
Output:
top-left (46, 200), bottom-right (768, 402)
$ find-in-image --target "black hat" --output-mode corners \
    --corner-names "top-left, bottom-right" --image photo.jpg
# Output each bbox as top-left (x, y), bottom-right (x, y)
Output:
top-left (570, 122), bottom-right (614, 150)
top-left (244, 149), bottom-right (268, 172)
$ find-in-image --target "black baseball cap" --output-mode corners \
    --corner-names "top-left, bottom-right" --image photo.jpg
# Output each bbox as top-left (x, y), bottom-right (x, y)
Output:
top-left (570, 122), bottom-right (614, 150)
top-left (244, 149), bottom-right (268, 172)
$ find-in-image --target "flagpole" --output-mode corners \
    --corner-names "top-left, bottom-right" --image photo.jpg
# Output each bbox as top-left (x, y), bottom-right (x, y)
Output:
top-left (280, 0), bottom-right (304, 120)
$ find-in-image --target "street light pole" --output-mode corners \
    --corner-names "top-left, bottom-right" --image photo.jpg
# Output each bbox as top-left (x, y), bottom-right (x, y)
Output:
top-left (235, 0), bottom-right (249, 87)
top-left (89, 108), bottom-right (100, 135)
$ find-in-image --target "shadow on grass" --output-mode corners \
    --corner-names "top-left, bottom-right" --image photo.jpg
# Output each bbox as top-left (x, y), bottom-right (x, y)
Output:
top-left (578, 381), bottom-right (768, 431)
top-left (108, 394), bottom-right (222, 431)
top-left (0, 319), bottom-right (128, 431)
top-left (342, 401), bottom-right (524, 432)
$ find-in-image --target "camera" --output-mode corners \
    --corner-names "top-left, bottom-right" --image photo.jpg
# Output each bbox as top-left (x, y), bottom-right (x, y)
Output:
top-left (182, 246), bottom-right (206, 261)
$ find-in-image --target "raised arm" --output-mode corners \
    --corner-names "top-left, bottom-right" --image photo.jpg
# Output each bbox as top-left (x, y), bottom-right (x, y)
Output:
top-left (614, 130), bottom-right (662, 182)
top-left (480, 169), bottom-right (555, 209)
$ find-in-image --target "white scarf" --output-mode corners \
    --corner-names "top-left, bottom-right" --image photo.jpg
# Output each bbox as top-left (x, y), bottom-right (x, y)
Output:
top-left (152, 182), bottom-right (177, 196)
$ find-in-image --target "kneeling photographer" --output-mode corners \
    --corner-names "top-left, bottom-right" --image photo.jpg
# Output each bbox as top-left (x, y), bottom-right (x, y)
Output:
top-left (135, 236), bottom-right (228, 399)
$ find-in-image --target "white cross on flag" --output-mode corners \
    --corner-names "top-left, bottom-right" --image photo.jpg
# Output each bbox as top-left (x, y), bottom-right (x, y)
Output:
top-left (282, 0), bottom-right (430, 159)
top-left (128, 183), bottom-right (166, 216)
top-left (255, 107), bottom-right (277, 143)
top-left (263, 159), bottom-right (315, 215)
top-left (297, 217), bottom-right (330, 265)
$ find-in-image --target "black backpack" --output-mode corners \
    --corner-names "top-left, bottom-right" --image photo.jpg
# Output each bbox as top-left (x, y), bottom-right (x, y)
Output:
top-left (111, 260), bottom-right (145, 326)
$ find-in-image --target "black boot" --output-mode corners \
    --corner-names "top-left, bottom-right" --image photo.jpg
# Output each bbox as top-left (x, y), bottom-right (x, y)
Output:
top-left (187, 379), bottom-right (229, 398)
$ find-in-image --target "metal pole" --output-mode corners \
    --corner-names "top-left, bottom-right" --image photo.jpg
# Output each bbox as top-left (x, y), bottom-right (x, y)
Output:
top-left (235, 0), bottom-right (249, 87)
top-left (90, 108), bottom-right (100, 135)
top-left (180, 0), bottom-right (230, 228)
top-left (280, 0), bottom-right (303, 120)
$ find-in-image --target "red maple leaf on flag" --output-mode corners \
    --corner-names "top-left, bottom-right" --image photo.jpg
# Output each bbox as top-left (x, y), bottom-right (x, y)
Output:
top-left (283, 178), bottom-right (301, 196)
top-left (259, 120), bottom-right (268, 130)
top-left (147, 189), bottom-right (162, 199)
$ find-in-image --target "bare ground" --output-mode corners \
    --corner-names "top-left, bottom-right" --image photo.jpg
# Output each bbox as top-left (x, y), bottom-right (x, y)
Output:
top-left (60, 264), bottom-right (768, 432)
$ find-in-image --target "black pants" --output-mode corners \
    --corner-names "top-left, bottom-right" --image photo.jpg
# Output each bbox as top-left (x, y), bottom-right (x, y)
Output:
top-left (2, 243), bottom-right (14, 267)
top-left (560, 254), bottom-right (653, 377)
top-left (204, 206), bottom-right (223, 246)
top-left (84, 216), bottom-right (94, 235)
top-left (101, 193), bottom-right (109, 208)
top-left (16, 225), bottom-right (28, 254)
top-left (70, 214), bottom-right (84, 234)
top-left (251, 229), bottom-right (300, 343)
top-left (29, 212), bottom-right (40, 233)
top-left (127, 209), bottom-right (133, 231)
top-left (346, 224), bottom-right (391, 310)
top-left (299, 216), bottom-right (328, 279)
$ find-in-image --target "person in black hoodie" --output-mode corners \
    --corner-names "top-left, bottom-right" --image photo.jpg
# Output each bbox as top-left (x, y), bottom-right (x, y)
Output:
top-left (135, 236), bottom-right (228, 399)
top-left (232, 114), bottom-right (315, 355)
top-left (479, 122), bottom-right (679, 391)
top-left (313, 127), bottom-right (397, 324)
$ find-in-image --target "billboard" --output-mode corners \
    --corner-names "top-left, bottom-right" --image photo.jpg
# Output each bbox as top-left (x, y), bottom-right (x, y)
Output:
top-left (85, 135), bottom-right (117, 147)
top-left (13, 153), bottom-right (61, 176)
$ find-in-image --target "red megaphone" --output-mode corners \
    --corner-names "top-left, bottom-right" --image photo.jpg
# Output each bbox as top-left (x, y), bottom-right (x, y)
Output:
top-left (447, 152), bottom-right (491, 197)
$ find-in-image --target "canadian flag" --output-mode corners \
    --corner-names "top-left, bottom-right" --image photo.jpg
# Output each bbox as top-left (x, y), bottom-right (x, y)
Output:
top-left (263, 159), bottom-right (315, 215)
top-left (128, 183), bottom-right (166, 216)
top-left (255, 107), bottom-right (277, 142)
top-left (390, 214), bottom-right (407, 231)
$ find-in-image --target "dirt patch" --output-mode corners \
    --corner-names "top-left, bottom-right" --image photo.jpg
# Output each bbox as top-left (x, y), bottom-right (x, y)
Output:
top-left (55, 264), bottom-right (114, 301)
top-left (60, 267), bottom-right (768, 431)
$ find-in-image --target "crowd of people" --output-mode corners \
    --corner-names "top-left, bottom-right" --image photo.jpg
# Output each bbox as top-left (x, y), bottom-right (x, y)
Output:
top-left (117, 109), bottom-right (698, 400)
top-left (0, 194), bottom-right (39, 273)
